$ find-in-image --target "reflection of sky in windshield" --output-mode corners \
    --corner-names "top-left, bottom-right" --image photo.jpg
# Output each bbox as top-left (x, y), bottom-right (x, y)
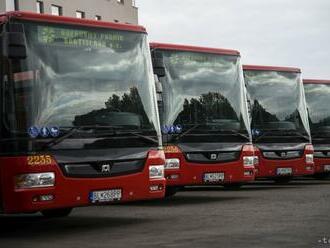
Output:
top-left (160, 50), bottom-right (250, 134)
top-left (245, 71), bottom-right (300, 120)
top-left (244, 70), bottom-right (310, 136)
top-left (14, 21), bottom-right (160, 135)
top-left (37, 48), bottom-right (140, 126)
top-left (304, 83), bottom-right (330, 124)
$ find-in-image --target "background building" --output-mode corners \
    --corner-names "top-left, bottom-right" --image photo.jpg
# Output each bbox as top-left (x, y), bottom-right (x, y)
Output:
top-left (0, 0), bottom-right (138, 24)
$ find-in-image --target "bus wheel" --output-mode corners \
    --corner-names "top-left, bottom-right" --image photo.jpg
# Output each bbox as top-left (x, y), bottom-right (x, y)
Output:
top-left (41, 208), bottom-right (72, 218)
top-left (313, 173), bottom-right (330, 180)
top-left (165, 186), bottom-right (179, 197)
top-left (274, 177), bottom-right (292, 184)
top-left (223, 183), bottom-right (243, 190)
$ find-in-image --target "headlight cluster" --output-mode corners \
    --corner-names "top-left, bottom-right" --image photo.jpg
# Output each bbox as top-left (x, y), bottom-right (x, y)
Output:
top-left (149, 165), bottom-right (165, 179)
top-left (15, 172), bottom-right (55, 189)
top-left (165, 158), bottom-right (180, 169)
top-left (306, 154), bottom-right (314, 164)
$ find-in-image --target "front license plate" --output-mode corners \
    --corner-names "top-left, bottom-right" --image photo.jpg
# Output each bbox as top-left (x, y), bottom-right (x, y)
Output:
top-left (89, 189), bottom-right (122, 203)
top-left (277, 168), bottom-right (293, 176)
top-left (203, 173), bottom-right (225, 183)
top-left (324, 165), bottom-right (330, 172)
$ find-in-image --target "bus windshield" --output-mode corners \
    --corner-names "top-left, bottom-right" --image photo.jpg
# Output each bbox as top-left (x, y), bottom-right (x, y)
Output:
top-left (304, 83), bottom-right (330, 138)
top-left (157, 50), bottom-right (251, 143)
top-left (244, 70), bottom-right (310, 142)
top-left (2, 20), bottom-right (160, 148)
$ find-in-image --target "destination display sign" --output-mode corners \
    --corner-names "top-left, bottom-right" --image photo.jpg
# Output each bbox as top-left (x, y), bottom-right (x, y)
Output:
top-left (37, 25), bottom-right (126, 49)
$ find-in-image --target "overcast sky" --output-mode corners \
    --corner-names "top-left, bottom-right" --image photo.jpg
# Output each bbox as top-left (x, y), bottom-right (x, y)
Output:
top-left (138, 0), bottom-right (330, 79)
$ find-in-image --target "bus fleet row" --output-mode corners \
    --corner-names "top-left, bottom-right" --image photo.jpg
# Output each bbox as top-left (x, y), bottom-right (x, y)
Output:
top-left (0, 12), bottom-right (328, 217)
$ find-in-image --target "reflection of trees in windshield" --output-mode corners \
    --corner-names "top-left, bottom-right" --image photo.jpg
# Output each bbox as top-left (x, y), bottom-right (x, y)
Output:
top-left (251, 100), bottom-right (279, 126)
top-left (251, 100), bottom-right (302, 130)
top-left (73, 87), bottom-right (151, 129)
top-left (173, 92), bottom-right (240, 130)
top-left (4, 20), bottom-right (160, 137)
top-left (245, 70), bottom-right (310, 135)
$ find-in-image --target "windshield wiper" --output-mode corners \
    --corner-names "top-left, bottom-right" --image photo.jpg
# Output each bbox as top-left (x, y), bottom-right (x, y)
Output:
top-left (254, 129), bottom-right (310, 142)
top-left (172, 124), bottom-right (201, 141)
top-left (172, 125), bottom-right (250, 141)
top-left (43, 125), bottom-right (158, 149)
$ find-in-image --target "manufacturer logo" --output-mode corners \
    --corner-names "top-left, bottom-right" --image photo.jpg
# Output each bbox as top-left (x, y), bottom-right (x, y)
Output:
top-left (280, 152), bottom-right (287, 158)
top-left (210, 154), bottom-right (218, 160)
top-left (101, 164), bottom-right (111, 174)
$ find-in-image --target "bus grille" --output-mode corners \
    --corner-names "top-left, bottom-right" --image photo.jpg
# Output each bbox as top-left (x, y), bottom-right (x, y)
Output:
top-left (262, 150), bottom-right (303, 160)
top-left (59, 159), bottom-right (145, 178)
top-left (185, 151), bottom-right (241, 164)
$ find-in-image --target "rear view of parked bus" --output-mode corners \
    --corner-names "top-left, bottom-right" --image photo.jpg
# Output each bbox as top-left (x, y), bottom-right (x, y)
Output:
top-left (243, 65), bottom-right (314, 183)
top-left (150, 43), bottom-right (255, 196)
top-left (304, 79), bottom-right (330, 179)
top-left (0, 12), bottom-right (165, 217)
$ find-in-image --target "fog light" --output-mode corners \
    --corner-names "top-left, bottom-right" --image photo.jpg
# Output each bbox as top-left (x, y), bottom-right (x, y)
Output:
top-left (166, 174), bottom-right (179, 180)
top-left (40, 194), bottom-right (54, 202)
top-left (15, 172), bottom-right (55, 189)
top-left (150, 185), bottom-right (159, 191)
top-left (150, 185), bottom-right (164, 192)
top-left (244, 171), bottom-right (253, 176)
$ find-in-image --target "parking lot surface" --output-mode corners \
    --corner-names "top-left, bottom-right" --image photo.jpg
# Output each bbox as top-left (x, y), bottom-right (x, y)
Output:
top-left (1, 179), bottom-right (330, 248)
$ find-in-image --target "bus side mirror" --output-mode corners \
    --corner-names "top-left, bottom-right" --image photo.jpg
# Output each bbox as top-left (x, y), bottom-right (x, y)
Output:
top-left (4, 24), bottom-right (27, 60)
top-left (152, 50), bottom-right (165, 78)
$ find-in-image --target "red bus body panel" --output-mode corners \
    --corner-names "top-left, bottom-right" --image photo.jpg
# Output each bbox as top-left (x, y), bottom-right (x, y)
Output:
top-left (303, 79), bottom-right (330, 176)
top-left (313, 157), bottom-right (330, 175)
top-left (0, 12), bottom-right (165, 214)
top-left (253, 147), bottom-right (314, 178)
top-left (150, 42), bottom-right (240, 56)
top-left (0, 150), bottom-right (165, 214)
top-left (243, 65), bottom-right (301, 73)
top-left (164, 148), bottom-right (255, 186)
top-left (151, 43), bottom-right (255, 187)
top-left (244, 65), bottom-right (314, 179)
top-left (1, 11), bottom-right (147, 33)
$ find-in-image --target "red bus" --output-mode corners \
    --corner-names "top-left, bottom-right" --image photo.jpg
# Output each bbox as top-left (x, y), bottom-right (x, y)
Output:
top-left (0, 12), bottom-right (165, 217)
top-left (243, 65), bottom-right (314, 183)
top-left (150, 43), bottom-right (256, 196)
top-left (303, 79), bottom-right (330, 179)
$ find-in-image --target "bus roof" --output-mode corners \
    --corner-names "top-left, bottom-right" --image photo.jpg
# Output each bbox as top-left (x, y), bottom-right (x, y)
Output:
top-left (243, 65), bottom-right (301, 73)
top-left (303, 79), bottom-right (330, 85)
top-left (0, 11), bottom-right (147, 33)
top-left (150, 42), bottom-right (240, 56)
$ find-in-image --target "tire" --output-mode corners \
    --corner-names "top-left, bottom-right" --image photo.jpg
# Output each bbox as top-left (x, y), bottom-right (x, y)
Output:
top-left (274, 177), bottom-right (292, 184)
top-left (223, 183), bottom-right (243, 190)
top-left (41, 208), bottom-right (72, 218)
top-left (313, 173), bottom-right (330, 180)
top-left (165, 186), bottom-right (179, 197)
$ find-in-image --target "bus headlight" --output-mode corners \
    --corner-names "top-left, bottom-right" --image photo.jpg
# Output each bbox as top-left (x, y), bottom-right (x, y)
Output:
top-left (149, 165), bottom-right (164, 179)
top-left (165, 158), bottom-right (180, 169)
top-left (243, 156), bottom-right (255, 167)
top-left (15, 172), bottom-right (55, 189)
top-left (306, 154), bottom-right (314, 164)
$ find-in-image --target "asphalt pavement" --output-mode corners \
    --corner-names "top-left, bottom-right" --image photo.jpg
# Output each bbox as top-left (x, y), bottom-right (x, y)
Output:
top-left (1, 179), bottom-right (330, 248)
